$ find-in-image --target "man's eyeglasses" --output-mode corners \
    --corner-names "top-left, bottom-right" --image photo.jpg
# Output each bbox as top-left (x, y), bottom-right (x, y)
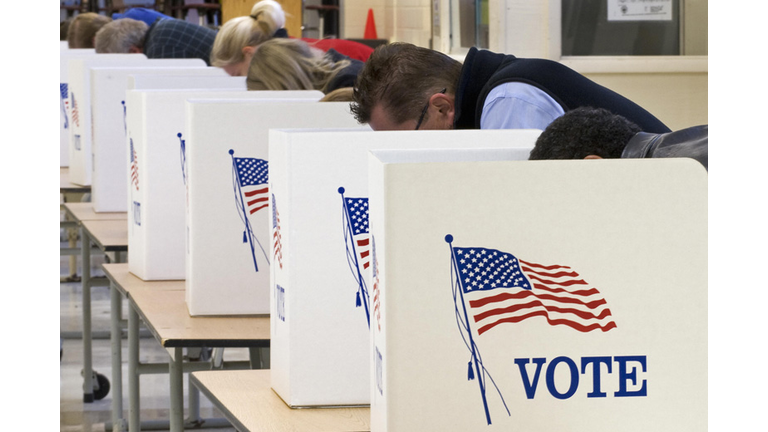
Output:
top-left (414, 88), bottom-right (447, 130)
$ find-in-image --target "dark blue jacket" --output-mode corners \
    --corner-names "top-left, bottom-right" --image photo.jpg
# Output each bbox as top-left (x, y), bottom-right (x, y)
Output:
top-left (324, 49), bottom-right (363, 93)
top-left (454, 47), bottom-right (671, 133)
top-left (144, 19), bottom-right (217, 65)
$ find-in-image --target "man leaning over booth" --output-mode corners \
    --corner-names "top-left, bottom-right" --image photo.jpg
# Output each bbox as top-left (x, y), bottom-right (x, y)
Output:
top-left (94, 17), bottom-right (216, 65)
top-left (350, 43), bottom-right (670, 134)
top-left (529, 107), bottom-right (708, 170)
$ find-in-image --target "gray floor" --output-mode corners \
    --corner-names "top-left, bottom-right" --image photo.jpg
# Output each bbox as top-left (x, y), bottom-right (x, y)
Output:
top-left (60, 244), bottom-right (246, 431)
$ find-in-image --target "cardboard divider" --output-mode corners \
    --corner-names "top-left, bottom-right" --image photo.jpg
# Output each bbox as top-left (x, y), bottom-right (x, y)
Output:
top-left (60, 49), bottom-right (96, 167)
top-left (126, 90), bottom-right (325, 281)
top-left (184, 100), bottom-right (362, 316)
top-left (129, 74), bottom-right (244, 91)
top-left (367, 153), bottom-right (707, 431)
top-left (67, 54), bottom-right (149, 185)
top-left (267, 129), bottom-right (539, 408)
top-left (89, 61), bottom-right (217, 212)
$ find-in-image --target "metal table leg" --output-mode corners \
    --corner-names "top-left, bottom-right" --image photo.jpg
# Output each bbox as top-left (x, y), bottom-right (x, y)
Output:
top-left (81, 226), bottom-right (94, 402)
top-left (169, 347), bottom-right (184, 432)
top-left (128, 303), bottom-right (140, 432)
top-left (110, 283), bottom-right (125, 431)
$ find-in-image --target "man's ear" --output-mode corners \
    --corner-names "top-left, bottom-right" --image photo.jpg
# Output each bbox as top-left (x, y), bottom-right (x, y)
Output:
top-left (128, 45), bottom-right (143, 54)
top-left (430, 93), bottom-right (456, 129)
top-left (584, 155), bottom-right (603, 160)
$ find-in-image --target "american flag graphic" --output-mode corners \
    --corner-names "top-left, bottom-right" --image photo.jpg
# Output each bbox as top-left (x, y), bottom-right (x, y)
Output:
top-left (130, 138), bottom-right (139, 191)
top-left (343, 197), bottom-right (371, 269)
top-left (234, 157), bottom-right (269, 214)
top-left (451, 245), bottom-right (617, 335)
top-left (230, 150), bottom-right (270, 273)
top-left (272, 194), bottom-right (283, 269)
top-left (339, 187), bottom-right (371, 327)
top-left (71, 91), bottom-right (80, 128)
top-left (60, 83), bottom-right (70, 129)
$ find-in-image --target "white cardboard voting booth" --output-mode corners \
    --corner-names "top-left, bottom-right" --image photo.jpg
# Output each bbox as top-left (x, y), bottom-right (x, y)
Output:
top-left (67, 54), bottom-right (149, 185)
top-left (126, 90), bottom-right (325, 281)
top-left (89, 62), bottom-right (215, 212)
top-left (367, 154), bottom-right (708, 431)
top-left (184, 100), bottom-right (360, 316)
top-left (267, 129), bottom-right (540, 408)
top-left (60, 49), bottom-right (95, 167)
top-left (129, 74), bottom-right (245, 91)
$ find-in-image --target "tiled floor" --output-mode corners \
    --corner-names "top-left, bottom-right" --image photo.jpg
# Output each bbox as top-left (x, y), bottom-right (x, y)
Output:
top-left (60, 248), bottom-right (245, 431)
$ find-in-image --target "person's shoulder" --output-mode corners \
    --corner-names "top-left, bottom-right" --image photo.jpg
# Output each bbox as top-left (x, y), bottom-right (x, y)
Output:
top-left (151, 18), bottom-right (216, 39)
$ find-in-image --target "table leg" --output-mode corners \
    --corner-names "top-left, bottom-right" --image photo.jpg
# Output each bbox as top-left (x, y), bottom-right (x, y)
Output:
top-left (249, 347), bottom-right (270, 369)
top-left (81, 226), bottom-right (94, 402)
top-left (188, 383), bottom-right (201, 426)
top-left (169, 347), bottom-right (184, 432)
top-left (128, 303), bottom-right (140, 432)
top-left (110, 283), bottom-right (124, 431)
top-left (67, 213), bottom-right (78, 280)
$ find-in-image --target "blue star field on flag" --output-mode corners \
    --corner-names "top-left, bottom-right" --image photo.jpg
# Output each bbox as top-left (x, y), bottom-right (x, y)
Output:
top-left (235, 157), bottom-right (269, 187)
top-left (345, 198), bottom-right (369, 236)
top-left (453, 247), bottom-right (532, 293)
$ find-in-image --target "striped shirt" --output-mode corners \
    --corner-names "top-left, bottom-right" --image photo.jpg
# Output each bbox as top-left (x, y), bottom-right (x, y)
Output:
top-left (144, 19), bottom-right (217, 65)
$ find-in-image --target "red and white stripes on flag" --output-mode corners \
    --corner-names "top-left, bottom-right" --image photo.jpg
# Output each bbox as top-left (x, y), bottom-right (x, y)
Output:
top-left (130, 138), bottom-right (139, 191)
top-left (272, 194), bottom-right (283, 269)
top-left (71, 92), bottom-right (80, 128)
top-left (452, 246), bottom-right (617, 335)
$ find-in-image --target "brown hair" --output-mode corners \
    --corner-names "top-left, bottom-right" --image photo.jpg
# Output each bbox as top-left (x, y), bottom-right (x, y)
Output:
top-left (67, 12), bottom-right (112, 48)
top-left (350, 43), bottom-right (462, 124)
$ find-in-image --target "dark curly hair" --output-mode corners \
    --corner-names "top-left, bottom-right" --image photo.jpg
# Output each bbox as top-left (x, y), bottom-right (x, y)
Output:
top-left (529, 107), bottom-right (641, 160)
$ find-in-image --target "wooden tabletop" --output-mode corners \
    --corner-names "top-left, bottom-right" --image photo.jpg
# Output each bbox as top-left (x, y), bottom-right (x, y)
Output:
top-left (60, 167), bottom-right (91, 193)
top-left (190, 370), bottom-right (370, 432)
top-left (128, 284), bottom-right (270, 348)
top-left (81, 219), bottom-right (129, 252)
top-left (102, 263), bottom-right (183, 297)
top-left (63, 202), bottom-right (127, 223)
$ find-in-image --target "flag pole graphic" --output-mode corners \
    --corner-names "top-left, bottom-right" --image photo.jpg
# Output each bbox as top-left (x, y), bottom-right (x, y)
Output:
top-left (122, 100), bottom-right (127, 135)
top-left (339, 187), bottom-right (370, 327)
top-left (178, 133), bottom-right (187, 186)
top-left (446, 234), bottom-right (492, 425)
top-left (229, 149), bottom-right (270, 272)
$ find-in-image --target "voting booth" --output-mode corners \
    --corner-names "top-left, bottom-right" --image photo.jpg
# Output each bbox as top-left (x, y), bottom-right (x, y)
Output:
top-left (366, 153), bottom-right (708, 431)
top-left (126, 90), bottom-right (326, 281)
top-left (267, 129), bottom-right (540, 407)
top-left (60, 49), bottom-right (95, 167)
top-left (89, 62), bottom-right (220, 212)
top-left (67, 54), bottom-right (150, 186)
top-left (184, 100), bottom-right (361, 316)
top-left (129, 74), bottom-right (246, 91)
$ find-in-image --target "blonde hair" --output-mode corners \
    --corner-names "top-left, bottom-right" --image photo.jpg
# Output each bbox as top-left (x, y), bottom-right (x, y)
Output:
top-left (67, 12), bottom-right (112, 48)
top-left (210, 0), bottom-right (286, 67)
top-left (246, 38), bottom-right (349, 93)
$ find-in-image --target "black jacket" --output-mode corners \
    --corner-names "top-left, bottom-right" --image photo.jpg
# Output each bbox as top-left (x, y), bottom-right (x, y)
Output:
top-left (454, 47), bottom-right (671, 133)
top-left (324, 49), bottom-right (364, 94)
top-left (623, 125), bottom-right (708, 170)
